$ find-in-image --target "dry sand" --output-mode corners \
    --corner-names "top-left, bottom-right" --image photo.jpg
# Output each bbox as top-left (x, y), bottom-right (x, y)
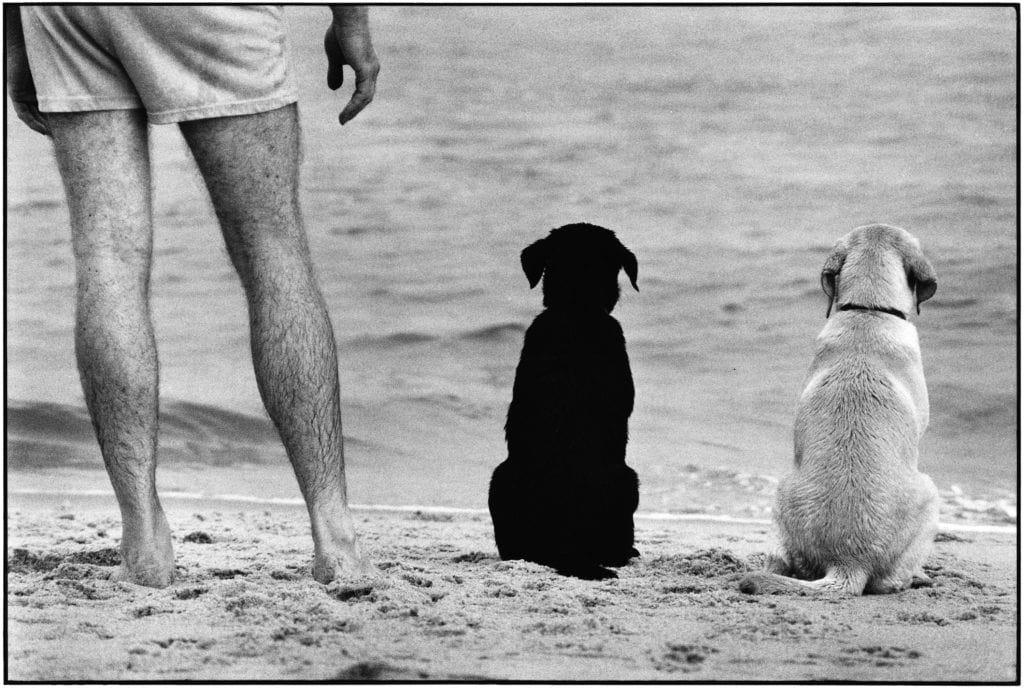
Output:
top-left (6, 493), bottom-right (1017, 682)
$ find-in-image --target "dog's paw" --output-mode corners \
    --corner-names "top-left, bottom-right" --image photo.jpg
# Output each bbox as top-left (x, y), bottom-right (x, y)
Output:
top-left (556, 564), bottom-right (618, 581)
top-left (601, 547), bottom-right (640, 568)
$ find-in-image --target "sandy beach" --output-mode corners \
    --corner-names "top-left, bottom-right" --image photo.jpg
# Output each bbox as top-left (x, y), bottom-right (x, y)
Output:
top-left (6, 492), bottom-right (1017, 682)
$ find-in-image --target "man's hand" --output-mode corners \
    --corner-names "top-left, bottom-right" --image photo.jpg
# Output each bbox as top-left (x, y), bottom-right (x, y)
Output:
top-left (324, 6), bottom-right (379, 125)
top-left (5, 7), bottom-right (49, 135)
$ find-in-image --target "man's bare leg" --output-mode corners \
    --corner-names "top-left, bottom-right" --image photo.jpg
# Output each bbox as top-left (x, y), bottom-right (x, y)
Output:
top-left (179, 105), bottom-right (372, 582)
top-left (48, 109), bottom-right (174, 588)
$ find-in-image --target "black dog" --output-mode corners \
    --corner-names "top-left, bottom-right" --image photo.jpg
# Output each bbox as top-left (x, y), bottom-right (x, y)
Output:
top-left (488, 223), bottom-right (640, 580)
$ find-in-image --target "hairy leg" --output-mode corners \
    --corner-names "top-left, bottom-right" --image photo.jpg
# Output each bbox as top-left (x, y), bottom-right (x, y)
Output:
top-left (48, 109), bottom-right (174, 588)
top-left (179, 105), bottom-right (372, 582)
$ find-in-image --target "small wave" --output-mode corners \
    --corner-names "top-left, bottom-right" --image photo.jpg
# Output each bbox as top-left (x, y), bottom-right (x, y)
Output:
top-left (954, 192), bottom-right (1003, 208)
top-left (349, 324), bottom-right (524, 349)
top-left (6, 402), bottom-right (98, 469)
top-left (9, 198), bottom-right (63, 213)
top-left (361, 284), bottom-right (487, 305)
top-left (405, 289), bottom-right (488, 305)
top-left (940, 486), bottom-right (1016, 525)
top-left (350, 331), bottom-right (440, 348)
top-left (6, 399), bottom-right (287, 469)
top-left (160, 401), bottom-right (279, 445)
top-left (460, 322), bottom-right (525, 342)
top-left (6, 399), bottom-right (386, 470)
top-left (7, 401), bottom-right (95, 443)
top-left (6, 438), bottom-right (99, 471)
top-left (929, 297), bottom-right (980, 309)
top-left (328, 225), bottom-right (383, 237)
top-left (805, 243), bottom-right (834, 254)
top-left (402, 392), bottom-right (496, 421)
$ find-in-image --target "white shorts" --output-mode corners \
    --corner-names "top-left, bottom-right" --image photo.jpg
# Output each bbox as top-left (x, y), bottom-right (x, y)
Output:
top-left (22, 6), bottom-right (298, 124)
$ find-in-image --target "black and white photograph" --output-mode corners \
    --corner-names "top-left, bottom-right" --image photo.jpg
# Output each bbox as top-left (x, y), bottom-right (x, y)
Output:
top-left (5, 3), bottom-right (1018, 681)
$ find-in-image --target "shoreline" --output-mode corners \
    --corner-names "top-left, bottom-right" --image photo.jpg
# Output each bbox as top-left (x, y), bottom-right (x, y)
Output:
top-left (9, 486), bottom-right (1017, 535)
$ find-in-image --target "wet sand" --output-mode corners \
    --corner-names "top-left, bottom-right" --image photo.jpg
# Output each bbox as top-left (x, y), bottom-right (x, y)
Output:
top-left (6, 494), bottom-right (1017, 682)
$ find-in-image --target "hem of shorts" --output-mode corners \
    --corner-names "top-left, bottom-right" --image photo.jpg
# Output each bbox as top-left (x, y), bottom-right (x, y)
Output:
top-left (147, 94), bottom-right (299, 124)
top-left (38, 96), bottom-right (143, 113)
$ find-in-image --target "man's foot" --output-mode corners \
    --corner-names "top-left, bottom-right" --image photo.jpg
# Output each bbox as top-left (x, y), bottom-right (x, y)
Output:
top-left (112, 507), bottom-right (175, 588)
top-left (309, 505), bottom-right (377, 583)
top-left (312, 543), bottom-right (377, 584)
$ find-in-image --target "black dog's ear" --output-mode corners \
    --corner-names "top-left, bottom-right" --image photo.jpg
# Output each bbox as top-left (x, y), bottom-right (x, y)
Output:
top-left (520, 237), bottom-right (548, 289)
top-left (620, 247), bottom-right (639, 291)
top-left (904, 246), bottom-right (937, 315)
top-left (820, 241), bottom-right (847, 318)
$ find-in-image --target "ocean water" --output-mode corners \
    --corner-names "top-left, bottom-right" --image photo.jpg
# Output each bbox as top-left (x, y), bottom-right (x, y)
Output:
top-left (6, 7), bottom-right (1017, 517)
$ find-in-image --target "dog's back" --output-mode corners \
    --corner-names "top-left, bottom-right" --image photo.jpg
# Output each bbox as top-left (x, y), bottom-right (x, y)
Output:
top-left (780, 311), bottom-right (933, 578)
top-left (748, 224), bottom-right (940, 595)
top-left (489, 224), bottom-right (640, 579)
top-left (506, 309), bottom-right (634, 465)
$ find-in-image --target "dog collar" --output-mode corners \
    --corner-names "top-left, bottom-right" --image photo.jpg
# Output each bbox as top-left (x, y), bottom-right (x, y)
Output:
top-left (838, 303), bottom-right (907, 320)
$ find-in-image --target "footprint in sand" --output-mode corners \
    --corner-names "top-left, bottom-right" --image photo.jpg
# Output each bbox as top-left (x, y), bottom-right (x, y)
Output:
top-left (172, 586), bottom-right (208, 600)
top-left (835, 645), bottom-right (922, 667)
top-left (327, 580), bottom-right (376, 602)
top-left (326, 572), bottom-right (434, 612)
top-left (924, 564), bottom-right (986, 589)
top-left (451, 551), bottom-right (497, 564)
top-left (45, 561), bottom-right (114, 581)
top-left (399, 573), bottom-right (433, 588)
top-left (654, 643), bottom-right (719, 673)
top-left (182, 531), bottom-right (214, 544)
top-left (10, 546), bottom-right (121, 574)
top-left (208, 567), bottom-right (250, 579)
top-left (334, 661), bottom-right (490, 681)
top-left (132, 605), bottom-right (167, 618)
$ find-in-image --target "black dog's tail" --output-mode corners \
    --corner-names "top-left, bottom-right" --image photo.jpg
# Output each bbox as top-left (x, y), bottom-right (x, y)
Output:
top-left (554, 563), bottom-right (618, 580)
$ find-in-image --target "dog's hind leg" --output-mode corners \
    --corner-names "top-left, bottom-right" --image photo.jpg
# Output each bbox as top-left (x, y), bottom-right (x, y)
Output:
top-left (597, 466), bottom-right (640, 566)
top-left (809, 567), bottom-right (870, 594)
top-left (866, 475), bottom-right (939, 594)
top-left (765, 550), bottom-right (793, 575)
top-left (600, 510), bottom-right (639, 566)
top-left (865, 534), bottom-right (934, 593)
top-left (488, 460), bottom-right (530, 560)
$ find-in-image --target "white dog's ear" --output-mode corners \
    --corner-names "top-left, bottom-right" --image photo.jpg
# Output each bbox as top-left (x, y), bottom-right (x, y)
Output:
top-left (620, 247), bottom-right (639, 292)
top-left (904, 247), bottom-right (937, 314)
top-left (820, 243), bottom-right (847, 317)
top-left (520, 237), bottom-right (548, 289)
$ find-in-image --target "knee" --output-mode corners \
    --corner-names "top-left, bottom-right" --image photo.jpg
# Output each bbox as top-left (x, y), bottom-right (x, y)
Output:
top-left (74, 244), bottom-right (152, 300)
top-left (227, 236), bottom-right (317, 296)
top-left (76, 279), bottom-right (150, 323)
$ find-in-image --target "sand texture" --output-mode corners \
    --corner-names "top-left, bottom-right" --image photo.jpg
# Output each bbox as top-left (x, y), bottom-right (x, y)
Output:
top-left (6, 497), bottom-right (1017, 682)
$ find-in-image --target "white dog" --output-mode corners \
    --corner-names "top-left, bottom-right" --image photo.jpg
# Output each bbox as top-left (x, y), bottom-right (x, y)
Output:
top-left (741, 224), bottom-right (939, 595)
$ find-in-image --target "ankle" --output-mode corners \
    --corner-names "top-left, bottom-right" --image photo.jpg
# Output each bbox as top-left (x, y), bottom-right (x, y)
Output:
top-left (309, 504), bottom-right (359, 546)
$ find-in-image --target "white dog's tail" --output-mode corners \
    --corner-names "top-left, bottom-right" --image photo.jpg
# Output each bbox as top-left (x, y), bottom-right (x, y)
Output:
top-left (739, 567), bottom-right (868, 596)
